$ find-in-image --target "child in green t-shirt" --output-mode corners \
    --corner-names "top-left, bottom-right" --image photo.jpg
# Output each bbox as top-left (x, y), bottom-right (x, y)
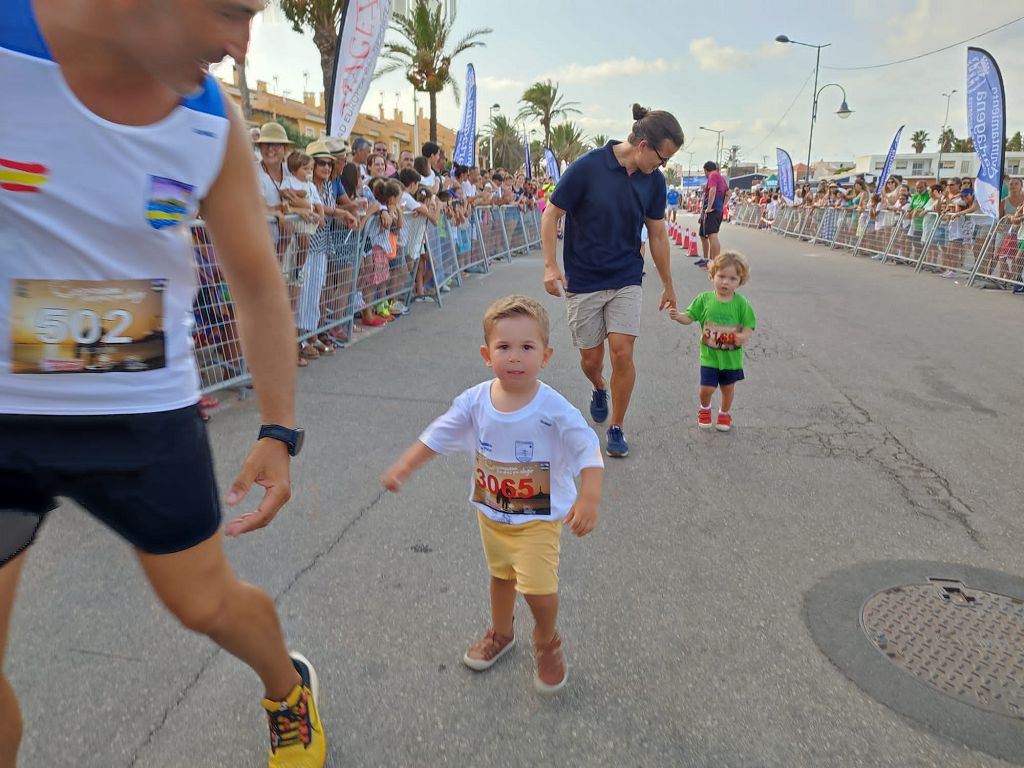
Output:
top-left (669, 251), bottom-right (756, 432)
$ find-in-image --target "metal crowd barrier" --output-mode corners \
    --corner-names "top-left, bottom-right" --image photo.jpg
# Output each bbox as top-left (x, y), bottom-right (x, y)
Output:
top-left (502, 205), bottom-right (529, 255)
top-left (423, 215), bottom-right (463, 300)
top-left (476, 206), bottom-right (512, 264)
top-left (968, 215), bottom-right (1024, 289)
top-left (914, 212), bottom-right (995, 278)
top-left (521, 207), bottom-right (541, 247)
top-left (189, 202), bottom-right (547, 396)
top-left (774, 206), bottom-right (800, 234)
top-left (828, 209), bottom-right (861, 250)
top-left (853, 210), bottom-right (902, 259)
top-left (728, 197), bottom-right (1024, 299)
top-left (731, 202), bottom-right (759, 227)
top-left (453, 214), bottom-right (488, 275)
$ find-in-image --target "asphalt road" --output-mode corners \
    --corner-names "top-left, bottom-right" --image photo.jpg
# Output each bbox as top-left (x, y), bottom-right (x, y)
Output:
top-left (8, 214), bottom-right (1024, 767)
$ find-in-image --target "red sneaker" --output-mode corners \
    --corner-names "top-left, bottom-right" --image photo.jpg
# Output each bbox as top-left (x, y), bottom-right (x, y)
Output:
top-left (697, 407), bottom-right (713, 429)
top-left (716, 412), bottom-right (732, 432)
top-left (361, 315), bottom-right (386, 327)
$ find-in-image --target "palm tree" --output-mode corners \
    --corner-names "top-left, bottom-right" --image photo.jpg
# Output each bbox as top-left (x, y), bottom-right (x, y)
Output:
top-left (486, 114), bottom-right (524, 170)
top-left (518, 80), bottom-right (580, 148)
top-left (529, 139), bottom-right (544, 178)
top-left (937, 127), bottom-right (955, 153)
top-left (590, 134), bottom-right (610, 150)
top-left (279, 0), bottom-right (349, 95)
top-left (953, 137), bottom-right (974, 153)
top-left (234, 61), bottom-right (253, 124)
top-left (910, 129), bottom-right (929, 154)
top-left (379, 0), bottom-right (492, 143)
top-left (550, 121), bottom-right (587, 165)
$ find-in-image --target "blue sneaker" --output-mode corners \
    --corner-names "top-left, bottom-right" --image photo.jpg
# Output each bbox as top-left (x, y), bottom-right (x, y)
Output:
top-left (1014, 285), bottom-right (1024, 295)
top-left (605, 426), bottom-right (629, 458)
top-left (589, 389), bottom-right (609, 423)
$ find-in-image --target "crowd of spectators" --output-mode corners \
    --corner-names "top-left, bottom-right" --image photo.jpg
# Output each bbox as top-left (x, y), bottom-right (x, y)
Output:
top-left (193, 120), bottom-right (556, 418)
top-left (724, 172), bottom-right (1024, 289)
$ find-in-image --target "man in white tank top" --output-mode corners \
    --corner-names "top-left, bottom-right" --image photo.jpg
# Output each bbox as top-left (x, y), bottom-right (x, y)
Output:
top-left (0, 2), bottom-right (325, 766)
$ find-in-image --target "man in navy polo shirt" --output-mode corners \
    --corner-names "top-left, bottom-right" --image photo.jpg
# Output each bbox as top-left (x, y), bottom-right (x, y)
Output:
top-left (541, 104), bottom-right (683, 457)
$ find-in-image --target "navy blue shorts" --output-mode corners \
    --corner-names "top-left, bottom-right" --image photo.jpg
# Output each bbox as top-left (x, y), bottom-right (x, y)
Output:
top-left (0, 405), bottom-right (222, 565)
top-left (700, 366), bottom-right (745, 387)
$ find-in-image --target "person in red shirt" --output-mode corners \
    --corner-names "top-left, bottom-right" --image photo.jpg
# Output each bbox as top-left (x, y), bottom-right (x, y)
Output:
top-left (696, 161), bottom-right (729, 268)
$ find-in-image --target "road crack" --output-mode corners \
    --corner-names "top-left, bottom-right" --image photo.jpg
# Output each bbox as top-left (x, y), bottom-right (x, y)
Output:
top-left (784, 392), bottom-right (984, 548)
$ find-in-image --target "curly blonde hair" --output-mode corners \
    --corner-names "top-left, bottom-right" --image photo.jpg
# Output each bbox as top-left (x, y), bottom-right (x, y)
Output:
top-left (708, 251), bottom-right (750, 285)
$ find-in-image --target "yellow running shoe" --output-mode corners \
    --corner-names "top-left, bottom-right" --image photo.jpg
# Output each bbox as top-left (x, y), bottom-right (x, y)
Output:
top-left (263, 652), bottom-right (326, 768)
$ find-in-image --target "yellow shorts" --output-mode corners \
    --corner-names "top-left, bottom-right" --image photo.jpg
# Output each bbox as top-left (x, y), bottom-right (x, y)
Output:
top-left (476, 511), bottom-right (561, 595)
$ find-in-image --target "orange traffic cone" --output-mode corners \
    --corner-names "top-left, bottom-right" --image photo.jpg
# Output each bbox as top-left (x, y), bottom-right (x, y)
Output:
top-left (688, 236), bottom-right (699, 257)
top-left (682, 229), bottom-right (690, 250)
top-left (675, 228), bottom-right (683, 246)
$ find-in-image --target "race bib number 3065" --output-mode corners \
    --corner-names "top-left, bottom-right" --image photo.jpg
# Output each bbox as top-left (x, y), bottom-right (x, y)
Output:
top-left (473, 452), bottom-right (552, 516)
top-left (10, 279), bottom-right (167, 374)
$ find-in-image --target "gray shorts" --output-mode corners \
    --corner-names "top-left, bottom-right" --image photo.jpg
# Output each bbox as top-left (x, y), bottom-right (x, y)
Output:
top-left (564, 285), bottom-right (642, 349)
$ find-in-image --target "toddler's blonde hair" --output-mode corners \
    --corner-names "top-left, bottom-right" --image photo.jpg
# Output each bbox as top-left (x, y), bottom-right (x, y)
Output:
top-left (483, 295), bottom-right (550, 346)
top-left (709, 251), bottom-right (750, 285)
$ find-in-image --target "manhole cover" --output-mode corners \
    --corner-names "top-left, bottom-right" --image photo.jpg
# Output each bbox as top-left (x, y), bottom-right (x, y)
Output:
top-left (861, 578), bottom-right (1024, 719)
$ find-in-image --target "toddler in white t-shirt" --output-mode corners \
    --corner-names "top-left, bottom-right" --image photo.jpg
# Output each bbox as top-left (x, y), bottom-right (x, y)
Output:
top-left (383, 295), bottom-right (604, 694)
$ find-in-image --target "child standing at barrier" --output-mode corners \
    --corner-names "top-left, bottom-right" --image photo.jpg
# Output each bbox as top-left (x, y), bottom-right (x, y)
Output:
top-left (669, 251), bottom-right (756, 432)
top-left (359, 178), bottom-right (403, 324)
top-left (382, 295), bottom-right (604, 694)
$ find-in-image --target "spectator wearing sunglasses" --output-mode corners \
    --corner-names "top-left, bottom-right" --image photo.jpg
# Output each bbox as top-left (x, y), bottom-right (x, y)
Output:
top-left (541, 103), bottom-right (683, 459)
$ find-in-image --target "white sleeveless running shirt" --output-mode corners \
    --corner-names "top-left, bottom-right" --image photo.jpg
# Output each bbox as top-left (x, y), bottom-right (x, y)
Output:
top-left (0, 0), bottom-right (230, 415)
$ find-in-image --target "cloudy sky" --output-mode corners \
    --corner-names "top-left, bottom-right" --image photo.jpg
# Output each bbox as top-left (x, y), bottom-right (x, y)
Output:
top-left (223, 0), bottom-right (1023, 170)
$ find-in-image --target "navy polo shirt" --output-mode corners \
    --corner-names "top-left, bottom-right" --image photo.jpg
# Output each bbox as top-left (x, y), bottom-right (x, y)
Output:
top-left (549, 141), bottom-right (666, 294)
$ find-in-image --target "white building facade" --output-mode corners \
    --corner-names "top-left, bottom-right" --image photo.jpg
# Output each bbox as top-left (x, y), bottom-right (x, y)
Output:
top-left (853, 151), bottom-right (1024, 183)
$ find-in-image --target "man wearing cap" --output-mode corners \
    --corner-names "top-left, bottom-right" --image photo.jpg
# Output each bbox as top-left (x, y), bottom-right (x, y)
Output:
top-left (1, 2), bottom-right (326, 767)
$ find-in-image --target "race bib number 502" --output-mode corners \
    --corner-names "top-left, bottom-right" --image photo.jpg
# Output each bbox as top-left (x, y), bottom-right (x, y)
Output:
top-left (10, 279), bottom-right (167, 374)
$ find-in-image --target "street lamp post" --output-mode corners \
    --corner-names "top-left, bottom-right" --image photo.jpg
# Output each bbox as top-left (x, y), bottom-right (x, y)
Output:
top-left (775, 36), bottom-right (853, 183)
top-left (936, 89), bottom-right (957, 183)
top-left (488, 103), bottom-right (500, 169)
top-left (698, 126), bottom-right (725, 170)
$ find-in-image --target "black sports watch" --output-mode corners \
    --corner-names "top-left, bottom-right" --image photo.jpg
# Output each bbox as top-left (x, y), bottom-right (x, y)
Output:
top-left (258, 424), bottom-right (305, 457)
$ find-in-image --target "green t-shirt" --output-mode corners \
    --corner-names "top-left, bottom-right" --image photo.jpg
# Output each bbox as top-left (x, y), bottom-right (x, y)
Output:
top-left (685, 291), bottom-right (757, 371)
top-left (909, 192), bottom-right (929, 230)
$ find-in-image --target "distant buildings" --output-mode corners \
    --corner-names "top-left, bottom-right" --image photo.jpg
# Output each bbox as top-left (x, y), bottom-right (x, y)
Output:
top-left (852, 151), bottom-right (1023, 183)
top-left (218, 71), bottom-right (458, 156)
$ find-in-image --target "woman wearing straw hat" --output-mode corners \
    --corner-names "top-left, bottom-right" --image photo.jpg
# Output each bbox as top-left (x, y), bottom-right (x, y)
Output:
top-left (255, 122), bottom-right (298, 277)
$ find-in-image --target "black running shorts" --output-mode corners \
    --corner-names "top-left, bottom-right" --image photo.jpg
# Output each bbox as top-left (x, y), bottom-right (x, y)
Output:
top-left (0, 405), bottom-right (222, 566)
top-left (699, 210), bottom-right (723, 237)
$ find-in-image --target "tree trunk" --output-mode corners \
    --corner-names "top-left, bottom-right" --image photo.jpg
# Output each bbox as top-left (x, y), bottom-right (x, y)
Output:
top-left (236, 60), bottom-right (253, 124)
top-left (429, 90), bottom-right (438, 143)
top-left (313, 22), bottom-right (337, 103)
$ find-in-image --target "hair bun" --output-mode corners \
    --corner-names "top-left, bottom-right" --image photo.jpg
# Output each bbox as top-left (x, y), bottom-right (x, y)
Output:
top-left (631, 103), bottom-right (649, 121)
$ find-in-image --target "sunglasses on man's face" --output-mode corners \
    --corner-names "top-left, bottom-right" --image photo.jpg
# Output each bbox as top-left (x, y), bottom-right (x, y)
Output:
top-left (315, 159), bottom-right (334, 167)
top-left (644, 140), bottom-right (670, 167)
